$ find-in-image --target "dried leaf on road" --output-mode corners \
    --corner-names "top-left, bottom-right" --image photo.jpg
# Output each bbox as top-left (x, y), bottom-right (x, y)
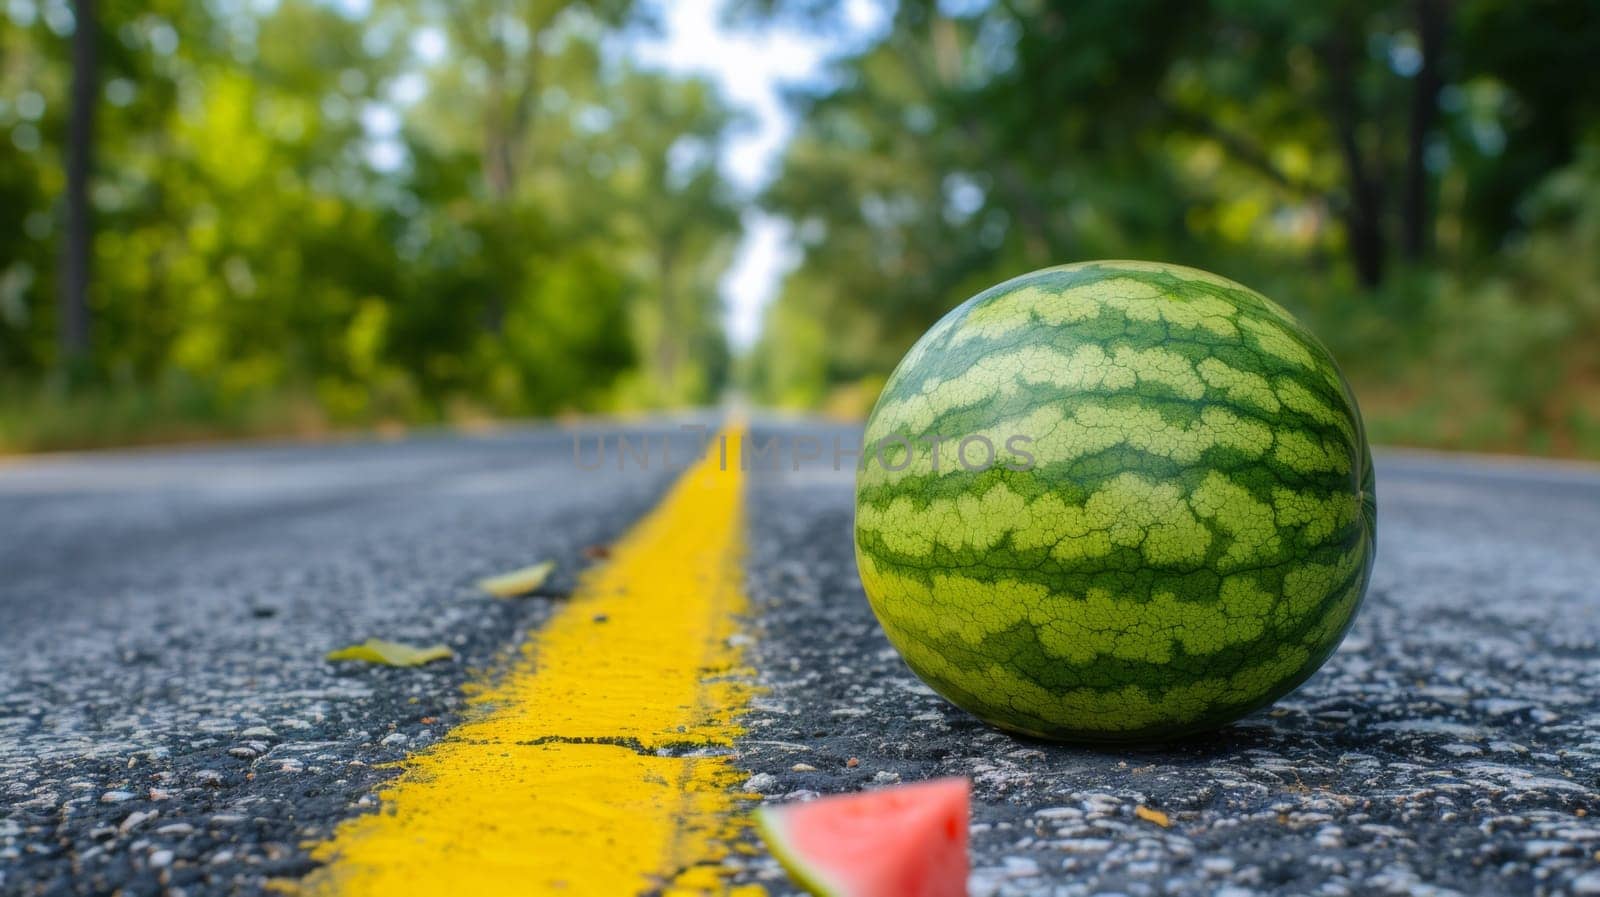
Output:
top-left (326, 639), bottom-right (453, 666)
top-left (477, 560), bottom-right (556, 598)
top-left (1135, 805), bottom-right (1171, 827)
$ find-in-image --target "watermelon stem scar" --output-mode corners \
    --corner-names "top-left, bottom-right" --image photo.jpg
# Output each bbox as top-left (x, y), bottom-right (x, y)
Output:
top-left (854, 260), bottom-right (1376, 742)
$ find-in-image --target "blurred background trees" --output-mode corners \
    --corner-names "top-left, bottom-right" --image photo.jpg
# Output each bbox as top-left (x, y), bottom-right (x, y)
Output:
top-left (2, 0), bottom-right (1597, 454)
top-left (0, 0), bottom-right (739, 448)
top-left (752, 0), bottom-right (1600, 454)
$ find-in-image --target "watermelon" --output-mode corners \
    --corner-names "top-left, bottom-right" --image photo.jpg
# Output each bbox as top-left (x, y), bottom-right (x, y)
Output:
top-left (854, 261), bottom-right (1376, 742)
top-left (755, 778), bottom-right (970, 897)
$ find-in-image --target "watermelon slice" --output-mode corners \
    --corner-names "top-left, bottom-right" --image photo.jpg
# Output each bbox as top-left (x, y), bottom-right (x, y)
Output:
top-left (755, 777), bottom-right (970, 897)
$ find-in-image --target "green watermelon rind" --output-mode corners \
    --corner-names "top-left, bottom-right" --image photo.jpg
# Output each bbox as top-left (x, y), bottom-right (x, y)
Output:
top-left (754, 805), bottom-right (848, 897)
top-left (854, 260), bottom-right (1377, 743)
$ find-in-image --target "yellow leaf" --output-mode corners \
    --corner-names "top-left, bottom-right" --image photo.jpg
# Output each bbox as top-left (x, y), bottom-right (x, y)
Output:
top-left (477, 560), bottom-right (556, 598)
top-left (326, 639), bottom-right (453, 666)
top-left (1134, 805), bottom-right (1171, 827)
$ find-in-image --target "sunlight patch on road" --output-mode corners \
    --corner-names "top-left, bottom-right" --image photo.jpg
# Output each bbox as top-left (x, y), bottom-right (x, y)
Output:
top-left (297, 425), bottom-right (762, 896)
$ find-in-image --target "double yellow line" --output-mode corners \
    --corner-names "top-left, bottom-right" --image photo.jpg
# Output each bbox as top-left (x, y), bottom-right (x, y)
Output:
top-left (297, 425), bottom-right (763, 896)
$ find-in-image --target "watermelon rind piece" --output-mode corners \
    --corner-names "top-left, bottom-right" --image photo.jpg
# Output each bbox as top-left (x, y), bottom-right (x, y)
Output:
top-left (754, 806), bottom-right (846, 897)
top-left (753, 778), bottom-right (971, 897)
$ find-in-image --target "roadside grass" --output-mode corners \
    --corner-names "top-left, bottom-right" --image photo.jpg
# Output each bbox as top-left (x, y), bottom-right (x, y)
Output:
top-left (1355, 382), bottom-right (1600, 459)
top-left (0, 379), bottom-right (583, 455)
top-left (0, 380), bottom-right (333, 454)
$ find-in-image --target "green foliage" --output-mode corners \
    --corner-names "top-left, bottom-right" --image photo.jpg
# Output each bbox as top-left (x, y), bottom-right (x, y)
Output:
top-left (5, 0), bottom-right (1597, 456)
top-left (0, 0), bottom-right (739, 450)
top-left (1341, 140), bottom-right (1600, 454)
top-left (749, 0), bottom-right (1600, 457)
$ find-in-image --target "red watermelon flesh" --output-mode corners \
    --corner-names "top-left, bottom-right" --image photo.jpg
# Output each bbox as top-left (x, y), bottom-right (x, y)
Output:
top-left (754, 777), bottom-right (970, 897)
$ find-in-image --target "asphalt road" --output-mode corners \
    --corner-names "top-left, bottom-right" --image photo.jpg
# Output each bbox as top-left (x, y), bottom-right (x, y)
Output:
top-left (3, 417), bottom-right (1600, 896)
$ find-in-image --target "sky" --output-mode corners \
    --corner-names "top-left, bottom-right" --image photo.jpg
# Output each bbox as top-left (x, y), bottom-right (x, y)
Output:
top-left (631, 0), bottom-right (889, 350)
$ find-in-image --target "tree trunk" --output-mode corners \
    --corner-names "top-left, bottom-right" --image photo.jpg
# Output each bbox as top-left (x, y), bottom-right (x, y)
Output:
top-left (1326, 26), bottom-right (1386, 288)
top-left (477, 9), bottom-right (543, 336)
top-left (1401, 0), bottom-right (1449, 260)
top-left (60, 0), bottom-right (97, 365)
top-left (655, 244), bottom-right (680, 400)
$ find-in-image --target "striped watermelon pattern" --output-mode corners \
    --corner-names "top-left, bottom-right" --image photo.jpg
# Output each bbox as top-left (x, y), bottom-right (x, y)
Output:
top-left (854, 261), bottom-right (1376, 742)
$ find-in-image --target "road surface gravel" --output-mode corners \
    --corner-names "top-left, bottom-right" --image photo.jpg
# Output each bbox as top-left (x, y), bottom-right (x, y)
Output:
top-left (3, 417), bottom-right (1599, 896)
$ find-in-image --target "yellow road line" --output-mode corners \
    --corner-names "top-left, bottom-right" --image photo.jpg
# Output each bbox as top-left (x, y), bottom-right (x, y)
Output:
top-left (299, 425), bottom-right (761, 896)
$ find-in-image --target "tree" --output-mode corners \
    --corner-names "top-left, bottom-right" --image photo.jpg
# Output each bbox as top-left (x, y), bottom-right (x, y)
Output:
top-left (1, 0), bottom-right (742, 447)
top-left (751, 0), bottom-right (1600, 413)
top-left (59, 0), bottom-right (96, 366)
